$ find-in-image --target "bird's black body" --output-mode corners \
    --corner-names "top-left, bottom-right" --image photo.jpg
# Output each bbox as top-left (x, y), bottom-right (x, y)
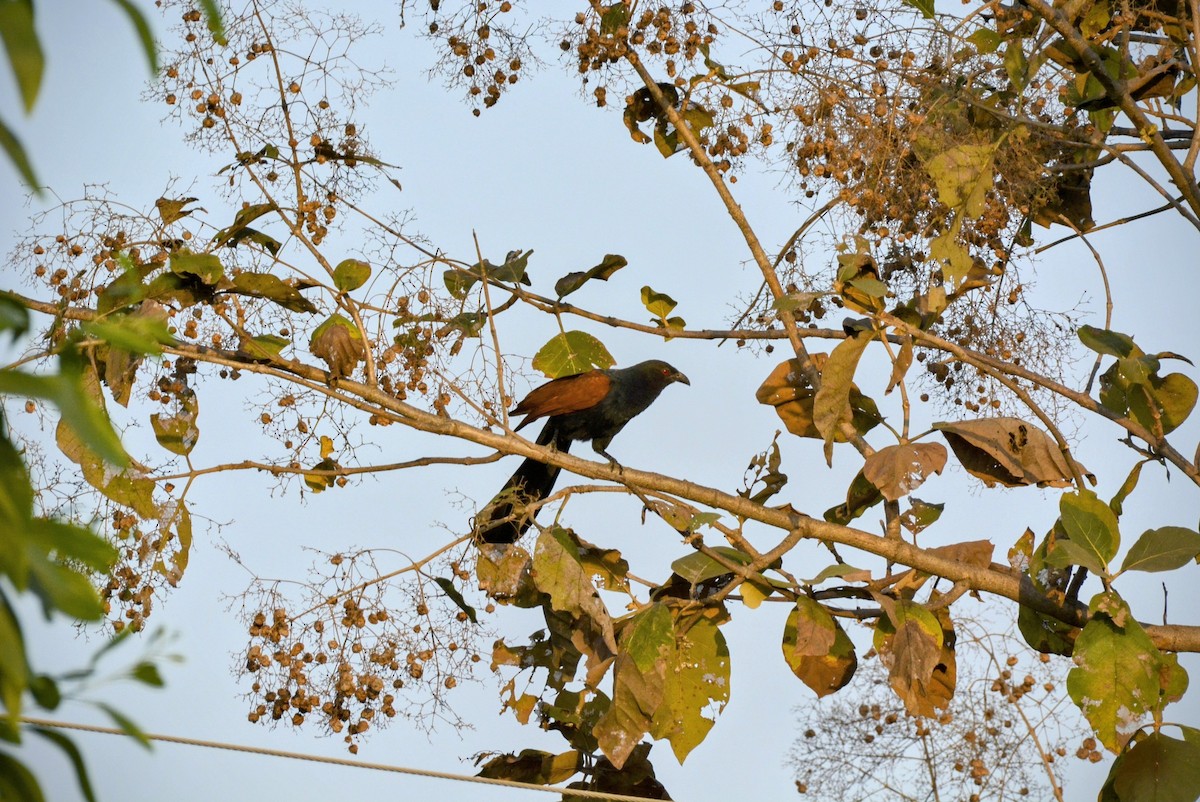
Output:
top-left (476, 360), bottom-right (689, 544)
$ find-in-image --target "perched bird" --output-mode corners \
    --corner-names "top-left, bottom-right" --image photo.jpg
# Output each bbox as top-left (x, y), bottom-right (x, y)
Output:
top-left (476, 360), bottom-right (690, 544)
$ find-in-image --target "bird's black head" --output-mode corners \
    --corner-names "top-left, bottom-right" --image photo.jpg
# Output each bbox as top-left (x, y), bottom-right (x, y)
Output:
top-left (633, 359), bottom-right (690, 388)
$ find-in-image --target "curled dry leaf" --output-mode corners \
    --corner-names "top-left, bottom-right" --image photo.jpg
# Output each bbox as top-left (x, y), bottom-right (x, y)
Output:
top-left (309, 315), bottom-right (366, 379)
top-left (934, 417), bottom-right (1089, 488)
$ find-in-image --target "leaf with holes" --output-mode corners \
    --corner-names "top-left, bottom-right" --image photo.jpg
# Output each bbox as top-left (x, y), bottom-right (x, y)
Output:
top-left (862, 442), bottom-right (947, 501)
top-left (935, 417), bottom-right (1083, 488)
top-left (758, 357), bottom-right (881, 442)
top-left (1067, 591), bottom-right (1162, 751)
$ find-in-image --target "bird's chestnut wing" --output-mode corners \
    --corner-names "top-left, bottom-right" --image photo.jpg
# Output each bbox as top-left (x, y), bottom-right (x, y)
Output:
top-left (510, 370), bottom-right (611, 429)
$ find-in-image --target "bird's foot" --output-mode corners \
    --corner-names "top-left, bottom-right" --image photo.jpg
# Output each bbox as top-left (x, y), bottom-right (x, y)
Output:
top-left (597, 449), bottom-right (624, 476)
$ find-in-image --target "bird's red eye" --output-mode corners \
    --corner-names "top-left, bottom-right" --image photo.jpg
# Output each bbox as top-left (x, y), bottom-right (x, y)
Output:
top-left (661, 367), bottom-right (670, 375)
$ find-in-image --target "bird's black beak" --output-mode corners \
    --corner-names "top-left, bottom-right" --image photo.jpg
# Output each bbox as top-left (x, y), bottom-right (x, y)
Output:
top-left (674, 370), bottom-right (690, 386)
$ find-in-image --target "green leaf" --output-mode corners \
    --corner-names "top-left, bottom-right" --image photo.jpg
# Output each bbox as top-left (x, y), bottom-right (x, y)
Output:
top-left (726, 81), bottom-right (760, 100)
top-left (225, 226), bottom-right (282, 254)
top-left (232, 272), bottom-right (319, 314)
top-left (487, 250), bottom-right (533, 284)
top-left (1079, 325), bottom-right (1138, 358)
top-left (805, 563), bottom-right (867, 584)
top-left (154, 196), bottom-right (200, 225)
top-left (444, 311), bottom-right (485, 337)
top-left (83, 313), bottom-right (174, 356)
top-left (0, 589), bottom-right (29, 722)
top-left (899, 497), bottom-right (944, 535)
top-left (925, 143), bottom-right (996, 217)
top-left (0, 113), bottom-right (37, 189)
top-left (28, 519), bottom-right (117, 573)
top-left (27, 552), bottom-right (105, 620)
top-left (197, 0), bottom-right (226, 45)
top-left (929, 229), bottom-right (973, 288)
top-left (903, 0), bottom-right (935, 19)
top-left (599, 2), bottom-right (629, 35)
top-left (697, 42), bottom-right (729, 79)
top-left (302, 457), bottom-right (339, 493)
top-left (1110, 732), bottom-right (1200, 802)
top-left (813, 330), bottom-right (871, 460)
top-left (0, 751), bottom-right (45, 802)
top-left (432, 577), bottom-right (477, 624)
top-left (625, 603), bottom-right (673, 673)
top-left (476, 748), bottom-right (580, 785)
top-left (967, 28), bottom-right (1002, 54)
top-left (94, 702), bottom-right (151, 749)
top-left (640, 285), bottom-right (679, 321)
top-left (0, 295), bottom-right (29, 338)
top-left (1067, 592), bottom-right (1160, 751)
top-left (131, 662), bottom-right (164, 687)
top-left (682, 106), bottom-right (715, 134)
top-left (1109, 460), bottom-right (1144, 516)
top-left (54, 381), bottom-right (156, 518)
top-left (1120, 526), bottom-right (1200, 573)
top-left (554, 254), bottom-right (627, 298)
top-left (0, 0), bottom-right (44, 112)
top-left (27, 673), bottom-right (59, 709)
top-left (0, 365), bottom-right (128, 467)
top-left (670, 547), bottom-right (751, 585)
top-left (1004, 40), bottom-right (1029, 90)
top-left (824, 469), bottom-right (884, 525)
top-left (530, 331), bottom-right (614, 378)
top-left (169, 251), bottom-right (224, 285)
top-left (0, 429), bottom-right (34, 551)
top-left (445, 251), bottom-right (532, 299)
top-left (1150, 372), bottom-right (1198, 434)
top-left (150, 404), bottom-right (199, 456)
top-left (443, 268), bottom-right (477, 300)
top-left (30, 728), bottom-right (97, 802)
top-left (834, 253), bottom-right (887, 312)
top-left (533, 527), bottom-right (616, 651)
top-left (210, 202), bottom-right (281, 254)
top-left (653, 122), bottom-right (679, 157)
top-left (171, 503), bottom-right (192, 579)
top-left (649, 612), bottom-right (730, 764)
top-left (1056, 490), bottom-right (1119, 574)
top-left (240, 334), bottom-right (290, 362)
top-left (333, 259), bottom-right (371, 293)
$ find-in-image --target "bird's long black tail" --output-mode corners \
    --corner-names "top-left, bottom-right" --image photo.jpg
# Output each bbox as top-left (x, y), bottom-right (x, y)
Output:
top-left (475, 422), bottom-right (570, 544)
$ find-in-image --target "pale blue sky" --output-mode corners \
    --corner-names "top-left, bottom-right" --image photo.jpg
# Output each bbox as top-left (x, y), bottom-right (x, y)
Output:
top-left (4, 2), bottom-right (1198, 800)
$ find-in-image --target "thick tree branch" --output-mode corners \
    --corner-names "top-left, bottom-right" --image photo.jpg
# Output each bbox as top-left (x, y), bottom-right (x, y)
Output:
top-left (136, 335), bottom-right (1200, 653)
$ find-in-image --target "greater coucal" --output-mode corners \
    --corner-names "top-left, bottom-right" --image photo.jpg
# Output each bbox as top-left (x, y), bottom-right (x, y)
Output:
top-left (475, 359), bottom-right (690, 544)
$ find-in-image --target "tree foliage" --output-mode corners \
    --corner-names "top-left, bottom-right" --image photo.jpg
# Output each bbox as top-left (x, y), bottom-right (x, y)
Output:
top-left (4, 0), bottom-right (1200, 798)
